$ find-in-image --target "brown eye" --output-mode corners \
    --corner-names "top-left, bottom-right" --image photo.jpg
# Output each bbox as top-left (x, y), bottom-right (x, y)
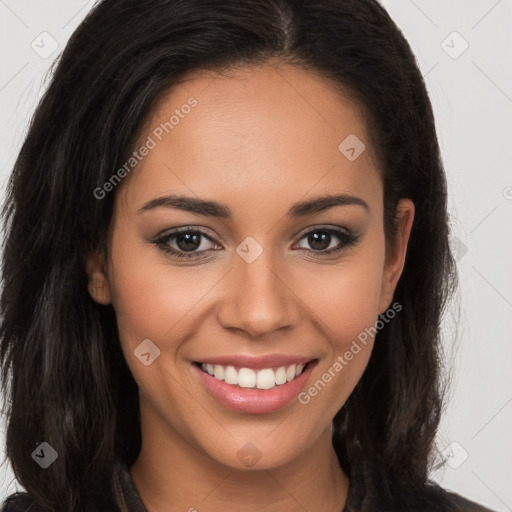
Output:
top-left (295, 228), bottom-right (359, 255)
top-left (154, 228), bottom-right (219, 260)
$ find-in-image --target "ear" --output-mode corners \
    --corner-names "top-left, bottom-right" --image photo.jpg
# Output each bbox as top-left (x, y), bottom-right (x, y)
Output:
top-left (378, 198), bottom-right (415, 314)
top-left (85, 249), bottom-right (112, 305)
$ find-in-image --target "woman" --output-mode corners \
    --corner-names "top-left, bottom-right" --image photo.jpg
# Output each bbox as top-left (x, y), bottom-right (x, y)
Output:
top-left (0, 0), bottom-right (497, 510)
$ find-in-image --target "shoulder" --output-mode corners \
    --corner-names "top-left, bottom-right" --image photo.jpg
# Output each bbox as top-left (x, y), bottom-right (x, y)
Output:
top-left (433, 484), bottom-right (497, 512)
top-left (344, 459), bottom-right (498, 512)
top-left (1, 459), bottom-right (132, 512)
top-left (1, 460), bottom-right (136, 512)
top-left (1, 492), bottom-right (43, 512)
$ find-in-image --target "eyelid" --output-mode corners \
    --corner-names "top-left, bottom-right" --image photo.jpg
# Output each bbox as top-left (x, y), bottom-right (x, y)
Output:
top-left (156, 225), bottom-right (220, 244)
top-left (292, 223), bottom-right (353, 240)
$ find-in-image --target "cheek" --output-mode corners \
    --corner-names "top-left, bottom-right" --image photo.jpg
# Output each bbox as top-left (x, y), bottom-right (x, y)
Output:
top-left (110, 265), bottom-right (197, 343)
top-left (107, 243), bottom-right (209, 410)
top-left (295, 267), bottom-right (381, 421)
top-left (295, 238), bottom-right (385, 406)
top-left (107, 224), bottom-right (215, 346)
top-left (298, 239), bottom-right (385, 343)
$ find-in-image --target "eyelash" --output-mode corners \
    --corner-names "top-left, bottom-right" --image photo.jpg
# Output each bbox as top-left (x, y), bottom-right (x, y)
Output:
top-left (152, 226), bottom-right (360, 261)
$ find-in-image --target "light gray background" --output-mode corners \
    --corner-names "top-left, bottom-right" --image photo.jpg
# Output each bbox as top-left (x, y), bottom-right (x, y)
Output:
top-left (0, 0), bottom-right (511, 510)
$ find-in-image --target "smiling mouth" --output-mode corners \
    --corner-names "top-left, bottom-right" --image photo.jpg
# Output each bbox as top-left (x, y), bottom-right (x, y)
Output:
top-left (194, 360), bottom-right (316, 390)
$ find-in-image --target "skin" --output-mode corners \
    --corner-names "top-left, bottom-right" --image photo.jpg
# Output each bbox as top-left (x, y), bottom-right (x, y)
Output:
top-left (86, 62), bottom-right (414, 511)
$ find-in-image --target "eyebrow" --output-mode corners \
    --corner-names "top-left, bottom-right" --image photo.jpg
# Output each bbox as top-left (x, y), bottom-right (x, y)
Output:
top-left (138, 193), bottom-right (369, 218)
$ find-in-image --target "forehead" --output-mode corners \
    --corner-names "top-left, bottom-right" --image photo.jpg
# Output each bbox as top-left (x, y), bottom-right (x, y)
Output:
top-left (120, 63), bottom-right (382, 213)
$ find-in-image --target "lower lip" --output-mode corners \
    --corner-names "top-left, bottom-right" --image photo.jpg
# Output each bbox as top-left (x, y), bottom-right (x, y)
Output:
top-left (194, 362), bottom-right (316, 414)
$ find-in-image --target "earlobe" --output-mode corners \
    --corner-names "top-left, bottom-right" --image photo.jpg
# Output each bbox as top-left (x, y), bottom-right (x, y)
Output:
top-left (378, 199), bottom-right (415, 314)
top-left (85, 249), bottom-right (112, 305)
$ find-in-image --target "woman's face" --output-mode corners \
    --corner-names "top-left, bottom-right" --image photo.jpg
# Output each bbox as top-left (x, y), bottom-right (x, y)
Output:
top-left (87, 63), bottom-right (414, 470)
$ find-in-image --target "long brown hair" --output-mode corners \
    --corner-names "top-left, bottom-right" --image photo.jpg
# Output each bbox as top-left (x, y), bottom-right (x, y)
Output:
top-left (1, 0), bottom-right (457, 510)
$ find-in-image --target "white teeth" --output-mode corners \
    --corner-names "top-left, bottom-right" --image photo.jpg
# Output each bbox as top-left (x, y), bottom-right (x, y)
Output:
top-left (213, 365), bottom-right (224, 380)
top-left (275, 366), bottom-right (287, 385)
top-left (200, 362), bottom-right (307, 389)
top-left (224, 365), bottom-right (238, 385)
top-left (238, 368), bottom-right (256, 388)
top-left (256, 369), bottom-right (276, 390)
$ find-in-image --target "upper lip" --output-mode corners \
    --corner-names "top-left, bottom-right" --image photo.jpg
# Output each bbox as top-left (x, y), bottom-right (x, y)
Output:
top-left (194, 354), bottom-right (316, 369)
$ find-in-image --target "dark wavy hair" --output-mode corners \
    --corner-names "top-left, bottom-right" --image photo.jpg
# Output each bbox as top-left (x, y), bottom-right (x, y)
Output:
top-left (0, 0), bottom-right (458, 510)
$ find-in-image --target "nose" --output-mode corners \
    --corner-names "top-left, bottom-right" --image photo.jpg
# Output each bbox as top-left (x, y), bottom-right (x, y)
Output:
top-left (216, 250), bottom-right (300, 339)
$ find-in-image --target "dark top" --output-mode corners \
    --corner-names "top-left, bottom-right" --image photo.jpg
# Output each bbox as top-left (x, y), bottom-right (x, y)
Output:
top-left (1, 457), bottom-right (497, 511)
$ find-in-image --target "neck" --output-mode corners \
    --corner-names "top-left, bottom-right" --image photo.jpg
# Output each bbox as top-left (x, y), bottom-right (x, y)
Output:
top-left (130, 400), bottom-right (349, 512)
